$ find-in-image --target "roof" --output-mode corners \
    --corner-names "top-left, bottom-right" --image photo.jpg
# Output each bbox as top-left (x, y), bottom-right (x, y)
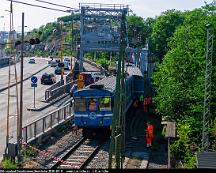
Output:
top-left (92, 76), bottom-right (116, 92)
top-left (196, 152), bottom-right (216, 169)
top-left (126, 64), bottom-right (143, 77)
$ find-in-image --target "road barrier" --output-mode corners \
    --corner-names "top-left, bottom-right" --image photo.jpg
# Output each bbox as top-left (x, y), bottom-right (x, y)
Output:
top-left (22, 103), bottom-right (74, 144)
top-left (45, 81), bottom-right (76, 103)
top-left (44, 81), bottom-right (62, 101)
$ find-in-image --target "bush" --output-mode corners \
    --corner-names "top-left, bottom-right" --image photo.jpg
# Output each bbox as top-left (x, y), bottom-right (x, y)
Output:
top-left (2, 159), bottom-right (17, 169)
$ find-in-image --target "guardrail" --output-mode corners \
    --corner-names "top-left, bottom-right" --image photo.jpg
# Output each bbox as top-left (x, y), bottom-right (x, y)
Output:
top-left (45, 81), bottom-right (76, 102)
top-left (22, 103), bottom-right (74, 143)
top-left (45, 81), bottom-right (62, 101)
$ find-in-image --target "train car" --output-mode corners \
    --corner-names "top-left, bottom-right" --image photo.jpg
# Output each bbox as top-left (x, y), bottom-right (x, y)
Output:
top-left (73, 64), bottom-right (144, 138)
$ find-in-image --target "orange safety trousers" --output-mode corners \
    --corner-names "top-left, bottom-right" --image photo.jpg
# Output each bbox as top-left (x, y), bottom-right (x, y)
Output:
top-left (146, 124), bottom-right (154, 144)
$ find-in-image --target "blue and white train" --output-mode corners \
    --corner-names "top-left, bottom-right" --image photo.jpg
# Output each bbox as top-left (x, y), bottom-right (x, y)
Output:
top-left (73, 64), bottom-right (144, 137)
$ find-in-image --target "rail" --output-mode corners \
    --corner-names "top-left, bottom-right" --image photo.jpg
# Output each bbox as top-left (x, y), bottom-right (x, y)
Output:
top-left (45, 81), bottom-right (76, 102)
top-left (45, 81), bottom-right (61, 100)
top-left (22, 103), bottom-right (74, 143)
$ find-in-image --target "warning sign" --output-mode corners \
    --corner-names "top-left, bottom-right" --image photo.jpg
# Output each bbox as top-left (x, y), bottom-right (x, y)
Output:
top-left (77, 74), bottom-right (84, 89)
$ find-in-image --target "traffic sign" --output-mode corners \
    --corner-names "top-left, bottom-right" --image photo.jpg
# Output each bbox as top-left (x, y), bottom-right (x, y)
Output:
top-left (31, 76), bottom-right (38, 84)
top-left (31, 83), bottom-right (37, 87)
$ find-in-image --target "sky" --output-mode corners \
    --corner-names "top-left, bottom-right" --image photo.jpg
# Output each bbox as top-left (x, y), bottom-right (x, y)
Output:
top-left (0, 0), bottom-right (214, 32)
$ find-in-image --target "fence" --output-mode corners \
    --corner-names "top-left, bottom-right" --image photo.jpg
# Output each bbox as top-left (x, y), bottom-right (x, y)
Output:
top-left (22, 102), bottom-right (74, 143)
top-left (45, 81), bottom-right (76, 102)
top-left (45, 81), bottom-right (62, 101)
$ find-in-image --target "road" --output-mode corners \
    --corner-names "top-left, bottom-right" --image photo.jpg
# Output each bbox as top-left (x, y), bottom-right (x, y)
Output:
top-left (0, 57), bottom-right (62, 159)
top-left (0, 57), bottom-right (100, 160)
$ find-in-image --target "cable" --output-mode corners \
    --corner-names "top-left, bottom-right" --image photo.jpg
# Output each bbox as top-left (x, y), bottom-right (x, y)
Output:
top-left (33, 0), bottom-right (75, 10)
top-left (6, 0), bottom-right (69, 13)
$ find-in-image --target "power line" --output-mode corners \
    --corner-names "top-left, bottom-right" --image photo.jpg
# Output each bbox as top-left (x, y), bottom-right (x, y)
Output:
top-left (33, 0), bottom-right (75, 10)
top-left (6, 0), bottom-right (70, 13)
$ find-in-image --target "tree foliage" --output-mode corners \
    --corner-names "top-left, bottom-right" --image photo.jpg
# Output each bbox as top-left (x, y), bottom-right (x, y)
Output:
top-left (153, 3), bottom-right (216, 167)
top-left (150, 9), bottom-right (184, 62)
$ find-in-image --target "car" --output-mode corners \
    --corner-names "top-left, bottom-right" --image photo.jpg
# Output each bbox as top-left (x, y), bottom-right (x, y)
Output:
top-left (55, 66), bottom-right (63, 75)
top-left (41, 73), bottom-right (56, 85)
top-left (50, 61), bottom-right (58, 67)
top-left (63, 61), bottom-right (70, 70)
top-left (91, 72), bottom-right (105, 82)
top-left (70, 84), bottom-right (78, 97)
top-left (64, 57), bottom-right (71, 63)
top-left (29, 58), bottom-right (35, 64)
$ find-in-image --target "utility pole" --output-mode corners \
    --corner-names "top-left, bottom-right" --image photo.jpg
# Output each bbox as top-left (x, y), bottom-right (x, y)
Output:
top-left (17, 12), bottom-right (24, 162)
top-left (202, 24), bottom-right (214, 151)
top-left (108, 8), bottom-right (127, 169)
top-left (60, 21), bottom-right (64, 85)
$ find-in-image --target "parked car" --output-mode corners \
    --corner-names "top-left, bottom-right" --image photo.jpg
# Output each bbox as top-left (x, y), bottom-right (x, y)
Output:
top-left (29, 58), bottom-right (35, 64)
top-left (41, 73), bottom-right (56, 85)
top-left (54, 66), bottom-right (63, 75)
top-left (70, 84), bottom-right (78, 97)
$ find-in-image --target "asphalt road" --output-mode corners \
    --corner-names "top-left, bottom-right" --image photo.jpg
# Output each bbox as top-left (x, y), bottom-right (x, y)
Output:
top-left (0, 57), bottom-right (63, 159)
top-left (0, 57), bottom-right (100, 160)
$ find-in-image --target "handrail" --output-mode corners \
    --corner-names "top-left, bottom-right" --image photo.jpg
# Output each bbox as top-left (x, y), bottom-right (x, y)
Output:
top-left (22, 103), bottom-right (73, 143)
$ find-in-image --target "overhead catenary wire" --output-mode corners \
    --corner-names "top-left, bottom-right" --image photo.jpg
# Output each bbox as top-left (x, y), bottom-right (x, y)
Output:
top-left (33, 0), bottom-right (75, 10)
top-left (6, 0), bottom-right (73, 13)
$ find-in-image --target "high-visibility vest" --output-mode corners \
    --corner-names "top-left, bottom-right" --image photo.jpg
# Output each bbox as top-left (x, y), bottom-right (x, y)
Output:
top-left (139, 95), bottom-right (144, 102)
top-left (147, 124), bottom-right (154, 138)
top-left (104, 97), bottom-right (110, 104)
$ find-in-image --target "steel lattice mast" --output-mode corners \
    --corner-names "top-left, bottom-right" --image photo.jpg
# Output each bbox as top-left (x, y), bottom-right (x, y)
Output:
top-left (108, 8), bottom-right (128, 169)
top-left (202, 24), bottom-right (214, 151)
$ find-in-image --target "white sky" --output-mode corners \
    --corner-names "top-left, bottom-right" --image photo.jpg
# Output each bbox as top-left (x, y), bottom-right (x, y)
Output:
top-left (0, 0), bottom-right (214, 32)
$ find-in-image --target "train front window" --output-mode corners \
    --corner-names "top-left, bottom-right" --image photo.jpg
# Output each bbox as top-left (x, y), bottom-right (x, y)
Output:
top-left (99, 97), bottom-right (111, 111)
top-left (88, 98), bottom-right (97, 112)
top-left (74, 98), bottom-right (86, 112)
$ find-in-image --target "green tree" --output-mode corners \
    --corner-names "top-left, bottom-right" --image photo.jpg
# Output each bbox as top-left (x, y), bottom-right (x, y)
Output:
top-left (153, 4), bottom-right (216, 167)
top-left (150, 9), bottom-right (184, 62)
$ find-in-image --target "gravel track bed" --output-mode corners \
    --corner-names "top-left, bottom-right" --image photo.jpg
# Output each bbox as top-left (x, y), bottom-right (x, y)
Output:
top-left (23, 126), bottom-right (83, 169)
top-left (147, 143), bottom-right (168, 169)
top-left (86, 141), bottom-right (110, 169)
top-left (23, 106), bottom-right (168, 169)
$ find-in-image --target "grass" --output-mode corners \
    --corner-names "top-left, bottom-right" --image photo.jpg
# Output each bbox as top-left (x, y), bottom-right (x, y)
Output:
top-left (1, 159), bottom-right (18, 169)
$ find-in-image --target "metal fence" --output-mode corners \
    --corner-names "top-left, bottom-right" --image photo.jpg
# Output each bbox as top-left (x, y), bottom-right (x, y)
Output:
top-left (45, 81), bottom-right (62, 101)
top-left (22, 103), bottom-right (74, 143)
top-left (45, 81), bottom-right (76, 102)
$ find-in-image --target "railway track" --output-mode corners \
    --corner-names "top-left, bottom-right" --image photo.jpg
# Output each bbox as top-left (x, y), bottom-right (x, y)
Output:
top-left (49, 137), bottom-right (106, 169)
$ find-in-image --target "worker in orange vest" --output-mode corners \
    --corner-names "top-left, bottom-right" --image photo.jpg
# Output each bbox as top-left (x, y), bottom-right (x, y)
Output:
top-left (146, 122), bottom-right (154, 147)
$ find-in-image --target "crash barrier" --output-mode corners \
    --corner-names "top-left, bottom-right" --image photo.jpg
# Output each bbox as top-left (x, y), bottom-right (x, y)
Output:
top-left (45, 81), bottom-right (76, 103)
top-left (45, 81), bottom-right (61, 101)
top-left (22, 103), bottom-right (73, 144)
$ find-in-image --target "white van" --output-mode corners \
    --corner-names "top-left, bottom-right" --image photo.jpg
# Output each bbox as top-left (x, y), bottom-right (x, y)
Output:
top-left (91, 72), bottom-right (105, 82)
